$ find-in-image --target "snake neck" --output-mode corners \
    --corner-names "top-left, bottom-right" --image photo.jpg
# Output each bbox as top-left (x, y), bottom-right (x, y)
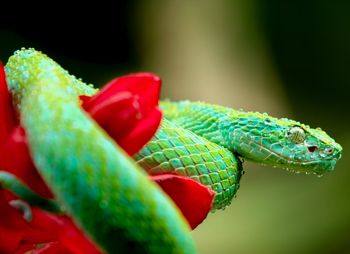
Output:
top-left (160, 101), bottom-right (242, 151)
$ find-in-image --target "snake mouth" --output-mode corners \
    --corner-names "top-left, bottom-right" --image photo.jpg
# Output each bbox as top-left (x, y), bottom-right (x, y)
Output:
top-left (260, 145), bottom-right (337, 173)
top-left (245, 135), bottom-right (337, 170)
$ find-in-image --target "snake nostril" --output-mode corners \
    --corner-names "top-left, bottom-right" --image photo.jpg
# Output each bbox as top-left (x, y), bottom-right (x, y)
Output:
top-left (308, 146), bottom-right (318, 153)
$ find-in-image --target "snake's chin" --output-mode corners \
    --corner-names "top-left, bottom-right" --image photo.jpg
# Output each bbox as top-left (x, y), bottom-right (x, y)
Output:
top-left (256, 152), bottom-right (339, 175)
top-left (250, 142), bottom-right (340, 175)
top-left (275, 158), bottom-right (338, 176)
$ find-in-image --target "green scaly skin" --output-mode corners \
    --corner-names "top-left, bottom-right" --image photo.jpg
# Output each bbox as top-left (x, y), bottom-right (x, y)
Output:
top-left (4, 49), bottom-right (196, 254)
top-left (160, 100), bottom-right (342, 175)
top-left (0, 48), bottom-right (343, 252)
top-left (134, 119), bottom-right (242, 210)
top-left (134, 99), bottom-right (342, 212)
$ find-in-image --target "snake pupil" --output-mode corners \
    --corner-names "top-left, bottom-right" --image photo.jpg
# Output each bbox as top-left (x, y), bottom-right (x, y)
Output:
top-left (327, 148), bottom-right (334, 154)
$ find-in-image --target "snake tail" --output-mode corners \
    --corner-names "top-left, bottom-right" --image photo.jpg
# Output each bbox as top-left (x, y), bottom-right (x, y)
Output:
top-left (5, 49), bottom-right (196, 254)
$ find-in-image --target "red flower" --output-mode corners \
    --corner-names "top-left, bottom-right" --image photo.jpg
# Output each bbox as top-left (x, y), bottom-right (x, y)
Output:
top-left (0, 64), bottom-right (214, 253)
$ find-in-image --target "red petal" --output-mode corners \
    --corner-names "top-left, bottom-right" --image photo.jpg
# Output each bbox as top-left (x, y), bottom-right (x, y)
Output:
top-left (0, 223), bottom-right (24, 253)
top-left (83, 73), bottom-right (161, 115)
top-left (14, 243), bottom-right (36, 254)
top-left (79, 95), bottom-right (91, 105)
top-left (0, 192), bottom-right (29, 253)
top-left (0, 194), bottom-right (101, 254)
top-left (0, 127), bottom-right (53, 198)
top-left (58, 217), bottom-right (103, 254)
top-left (30, 210), bottom-right (102, 254)
top-left (0, 64), bottom-right (52, 198)
top-left (115, 107), bottom-right (162, 155)
top-left (20, 213), bottom-right (57, 244)
top-left (21, 229), bottom-right (56, 244)
top-left (29, 208), bottom-right (61, 233)
top-left (0, 191), bottom-right (59, 253)
top-left (0, 62), bottom-right (17, 143)
top-left (33, 242), bottom-right (68, 254)
top-left (85, 92), bottom-right (139, 140)
top-left (81, 73), bottom-right (163, 155)
top-left (151, 174), bottom-right (215, 229)
top-left (24, 209), bottom-right (101, 253)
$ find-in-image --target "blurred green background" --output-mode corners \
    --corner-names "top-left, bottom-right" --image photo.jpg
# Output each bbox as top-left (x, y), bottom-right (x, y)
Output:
top-left (1, 1), bottom-right (349, 253)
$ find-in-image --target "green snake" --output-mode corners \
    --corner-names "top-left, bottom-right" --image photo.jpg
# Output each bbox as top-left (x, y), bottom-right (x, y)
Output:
top-left (0, 49), bottom-right (343, 253)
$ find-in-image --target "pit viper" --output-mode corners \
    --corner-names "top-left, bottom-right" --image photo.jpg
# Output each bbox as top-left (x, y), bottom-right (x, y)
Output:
top-left (0, 49), bottom-right (342, 253)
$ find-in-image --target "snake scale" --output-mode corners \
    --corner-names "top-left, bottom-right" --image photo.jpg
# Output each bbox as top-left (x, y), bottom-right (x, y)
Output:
top-left (1, 49), bottom-right (342, 253)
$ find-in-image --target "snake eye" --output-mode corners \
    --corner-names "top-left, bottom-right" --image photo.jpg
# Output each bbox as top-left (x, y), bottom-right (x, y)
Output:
top-left (325, 147), bottom-right (334, 155)
top-left (287, 126), bottom-right (306, 144)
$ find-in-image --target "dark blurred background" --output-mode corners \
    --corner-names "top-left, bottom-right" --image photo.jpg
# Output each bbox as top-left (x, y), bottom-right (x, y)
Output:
top-left (1, 1), bottom-right (349, 253)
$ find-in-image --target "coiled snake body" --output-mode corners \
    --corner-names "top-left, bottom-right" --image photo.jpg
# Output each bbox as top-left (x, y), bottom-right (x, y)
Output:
top-left (1, 49), bottom-right (342, 253)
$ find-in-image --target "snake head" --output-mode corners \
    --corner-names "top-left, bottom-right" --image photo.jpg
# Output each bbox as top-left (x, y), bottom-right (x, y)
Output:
top-left (229, 113), bottom-right (342, 175)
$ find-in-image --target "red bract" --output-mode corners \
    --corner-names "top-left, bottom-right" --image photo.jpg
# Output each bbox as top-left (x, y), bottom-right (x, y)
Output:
top-left (0, 63), bottom-right (15, 137)
top-left (0, 190), bottom-right (101, 254)
top-left (0, 63), bottom-right (52, 198)
top-left (151, 174), bottom-right (215, 229)
top-left (81, 73), bottom-right (162, 155)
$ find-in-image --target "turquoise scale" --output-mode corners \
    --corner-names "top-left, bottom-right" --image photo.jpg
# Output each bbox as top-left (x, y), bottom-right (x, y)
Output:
top-left (135, 119), bottom-right (242, 210)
